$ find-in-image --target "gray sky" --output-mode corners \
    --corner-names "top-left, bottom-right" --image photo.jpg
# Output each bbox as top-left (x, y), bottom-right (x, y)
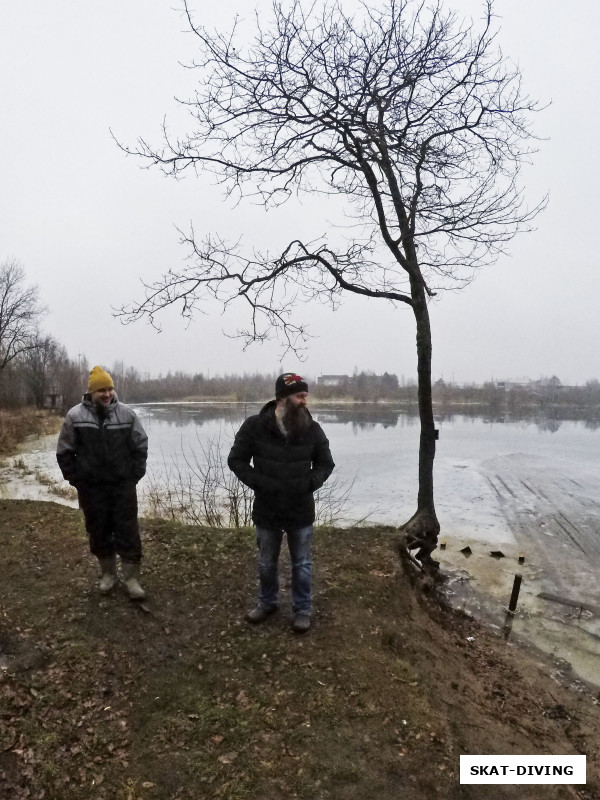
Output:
top-left (2, 1), bottom-right (599, 385)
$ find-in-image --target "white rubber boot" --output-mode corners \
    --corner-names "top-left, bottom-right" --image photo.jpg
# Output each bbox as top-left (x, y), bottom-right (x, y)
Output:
top-left (97, 555), bottom-right (118, 594)
top-left (121, 561), bottom-right (146, 600)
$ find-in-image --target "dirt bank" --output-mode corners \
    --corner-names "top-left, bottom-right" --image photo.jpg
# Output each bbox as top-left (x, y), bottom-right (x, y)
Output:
top-left (1, 500), bottom-right (599, 800)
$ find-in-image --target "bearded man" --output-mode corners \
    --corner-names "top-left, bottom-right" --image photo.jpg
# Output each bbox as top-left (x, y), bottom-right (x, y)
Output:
top-left (228, 373), bottom-right (334, 632)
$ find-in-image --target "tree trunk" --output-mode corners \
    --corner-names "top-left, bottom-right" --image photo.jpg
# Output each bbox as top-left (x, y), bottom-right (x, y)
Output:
top-left (400, 281), bottom-right (440, 568)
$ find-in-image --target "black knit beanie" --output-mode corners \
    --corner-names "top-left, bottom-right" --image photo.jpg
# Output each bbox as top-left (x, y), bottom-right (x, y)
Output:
top-left (275, 372), bottom-right (309, 399)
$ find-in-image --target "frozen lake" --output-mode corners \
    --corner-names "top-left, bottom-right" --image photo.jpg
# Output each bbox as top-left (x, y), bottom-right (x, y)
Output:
top-left (8, 402), bottom-right (600, 538)
top-left (135, 403), bottom-right (600, 687)
top-left (132, 403), bottom-right (600, 538)
top-left (3, 402), bottom-right (600, 685)
top-left (5, 402), bottom-right (600, 536)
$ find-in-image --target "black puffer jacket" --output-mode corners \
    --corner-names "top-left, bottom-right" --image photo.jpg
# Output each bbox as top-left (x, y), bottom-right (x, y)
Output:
top-left (56, 393), bottom-right (148, 486)
top-left (227, 401), bottom-right (334, 529)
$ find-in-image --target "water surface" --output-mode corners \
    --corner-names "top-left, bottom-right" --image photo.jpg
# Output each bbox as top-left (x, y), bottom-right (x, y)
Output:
top-left (5, 402), bottom-right (600, 686)
top-left (134, 402), bottom-right (600, 538)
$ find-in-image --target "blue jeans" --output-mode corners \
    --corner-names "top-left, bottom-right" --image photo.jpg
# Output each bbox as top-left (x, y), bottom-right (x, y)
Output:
top-left (255, 525), bottom-right (313, 614)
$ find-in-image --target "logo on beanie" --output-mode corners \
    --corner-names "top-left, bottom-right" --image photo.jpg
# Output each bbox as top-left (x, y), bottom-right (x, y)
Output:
top-left (284, 373), bottom-right (304, 386)
top-left (276, 372), bottom-right (309, 398)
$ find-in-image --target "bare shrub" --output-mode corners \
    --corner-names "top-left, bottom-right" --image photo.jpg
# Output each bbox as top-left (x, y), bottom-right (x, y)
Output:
top-left (143, 430), bottom-right (355, 529)
top-left (144, 432), bottom-right (254, 528)
top-left (314, 474), bottom-right (357, 528)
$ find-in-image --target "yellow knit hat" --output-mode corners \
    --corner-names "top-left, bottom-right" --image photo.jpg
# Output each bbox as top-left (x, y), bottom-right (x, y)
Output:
top-left (88, 366), bottom-right (114, 394)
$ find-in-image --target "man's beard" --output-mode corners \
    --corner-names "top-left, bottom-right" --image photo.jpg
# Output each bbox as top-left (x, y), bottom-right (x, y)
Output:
top-left (282, 399), bottom-right (311, 437)
top-left (95, 401), bottom-right (108, 420)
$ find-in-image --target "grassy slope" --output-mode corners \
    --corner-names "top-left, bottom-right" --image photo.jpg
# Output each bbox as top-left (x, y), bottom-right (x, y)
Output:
top-left (1, 500), bottom-right (599, 800)
top-left (0, 409), bottom-right (63, 457)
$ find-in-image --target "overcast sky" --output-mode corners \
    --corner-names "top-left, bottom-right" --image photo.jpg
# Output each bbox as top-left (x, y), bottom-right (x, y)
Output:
top-left (2, 1), bottom-right (599, 385)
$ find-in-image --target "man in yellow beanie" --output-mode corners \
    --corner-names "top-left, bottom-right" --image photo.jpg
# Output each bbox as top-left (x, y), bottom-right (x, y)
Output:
top-left (56, 366), bottom-right (149, 600)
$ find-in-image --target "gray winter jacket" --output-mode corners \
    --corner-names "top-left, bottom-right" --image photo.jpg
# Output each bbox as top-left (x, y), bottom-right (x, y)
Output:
top-left (56, 393), bottom-right (148, 486)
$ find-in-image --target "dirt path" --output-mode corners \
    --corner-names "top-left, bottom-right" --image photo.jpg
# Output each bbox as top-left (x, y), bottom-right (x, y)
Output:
top-left (1, 500), bottom-right (599, 799)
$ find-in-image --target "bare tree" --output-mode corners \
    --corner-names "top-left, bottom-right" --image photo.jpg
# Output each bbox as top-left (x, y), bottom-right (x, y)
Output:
top-left (21, 335), bottom-right (79, 410)
top-left (23, 334), bottom-right (58, 408)
top-left (117, 0), bottom-right (544, 569)
top-left (0, 259), bottom-right (45, 376)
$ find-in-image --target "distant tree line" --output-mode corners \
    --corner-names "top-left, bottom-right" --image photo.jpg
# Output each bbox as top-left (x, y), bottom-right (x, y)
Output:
top-left (116, 369), bottom-right (403, 404)
top-left (103, 369), bottom-right (600, 413)
top-left (3, 259), bottom-right (600, 413)
top-left (111, 366), bottom-right (279, 404)
top-left (431, 376), bottom-right (600, 413)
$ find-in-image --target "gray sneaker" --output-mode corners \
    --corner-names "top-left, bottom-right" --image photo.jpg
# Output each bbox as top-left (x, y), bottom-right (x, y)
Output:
top-left (245, 605), bottom-right (277, 624)
top-left (292, 613), bottom-right (311, 633)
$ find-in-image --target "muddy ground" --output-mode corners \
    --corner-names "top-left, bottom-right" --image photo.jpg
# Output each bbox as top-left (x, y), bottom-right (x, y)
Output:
top-left (1, 500), bottom-right (599, 799)
top-left (437, 452), bottom-right (600, 688)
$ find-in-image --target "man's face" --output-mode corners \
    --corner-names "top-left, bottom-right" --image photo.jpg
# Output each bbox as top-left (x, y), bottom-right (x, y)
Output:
top-left (286, 391), bottom-right (308, 408)
top-left (91, 387), bottom-right (114, 406)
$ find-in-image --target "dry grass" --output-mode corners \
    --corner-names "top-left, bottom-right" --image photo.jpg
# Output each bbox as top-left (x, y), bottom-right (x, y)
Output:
top-left (0, 408), bottom-right (62, 456)
top-left (144, 432), bottom-right (355, 529)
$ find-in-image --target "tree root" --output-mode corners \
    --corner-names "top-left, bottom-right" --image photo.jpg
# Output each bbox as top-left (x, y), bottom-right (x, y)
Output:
top-left (399, 509), bottom-right (441, 574)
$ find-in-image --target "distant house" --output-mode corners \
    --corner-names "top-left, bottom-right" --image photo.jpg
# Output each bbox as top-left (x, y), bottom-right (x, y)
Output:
top-left (318, 373), bottom-right (399, 390)
top-left (318, 375), bottom-right (349, 386)
top-left (505, 379), bottom-right (530, 389)
top-left (43, 385), bottom-right (65, 410)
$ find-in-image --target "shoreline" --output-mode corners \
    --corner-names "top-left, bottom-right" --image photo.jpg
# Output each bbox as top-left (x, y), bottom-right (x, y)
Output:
top-left (437, 535), bottom-right (600, 691)
top-left (3, 500), bottom-right (598, 798)
top-left (3, 422), bottom-right (600, 691)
